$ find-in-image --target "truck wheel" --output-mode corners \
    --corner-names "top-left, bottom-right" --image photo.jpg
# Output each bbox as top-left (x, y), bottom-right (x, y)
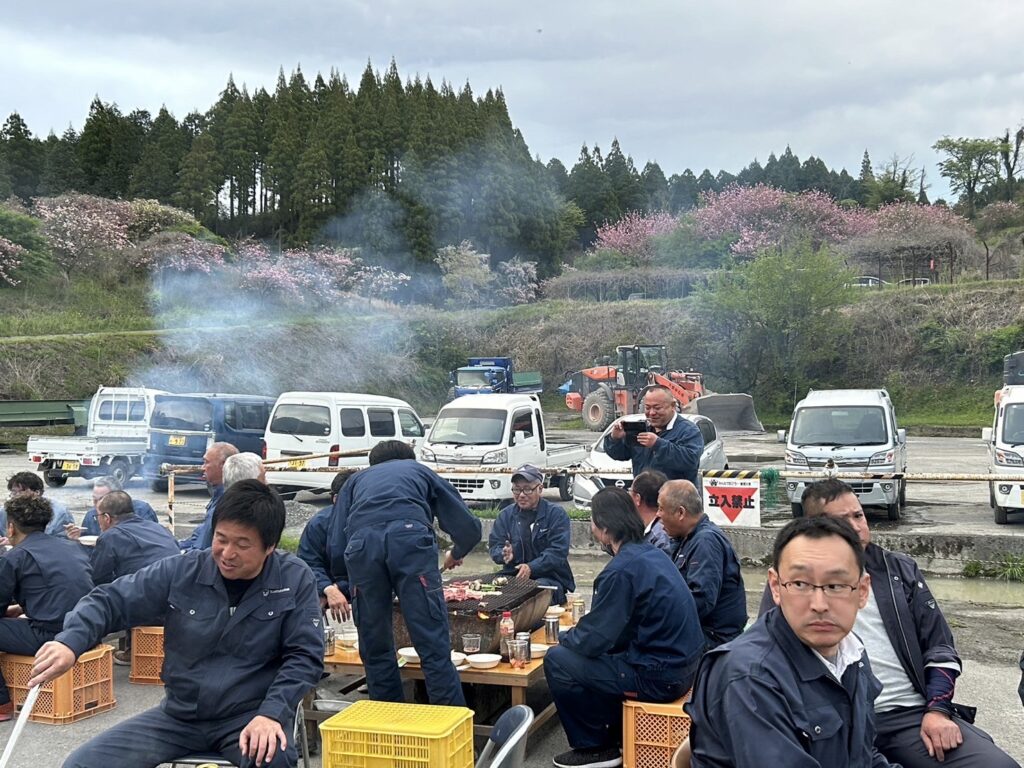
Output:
top-left (582, 391), bottom-right (615, 432)
top-left (989, 484), bottom-right (997, 509)
top-left (899, 480), bottom-right (907, 509)
top-left (108, 459), bottom-right (131, 486)
top-left (558, 474), bottom-right (573, 501)
top-left (150, 478), bottom-right (168, 493)
top-left (44, 475), bottom-right (68, 488)
top-left (887, 502), bottom-right (900, 521)
top-left (790, 502), bottom-right (804, 518)
top-left (995, 506), bottom-right (1009, 525)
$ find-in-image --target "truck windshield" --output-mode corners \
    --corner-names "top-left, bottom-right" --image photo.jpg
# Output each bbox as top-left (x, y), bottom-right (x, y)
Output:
top-left (151, 398), bottom-right (214, 432)
top-left (790, 406), bottom-right (888, 446)
top-left (456, 370), bottom-right (492, 387)
top-left (429, 408), bottom-right (507, 445)
top-left (1002, 403), bottom-right (1024, 445)
top-left (270, 404), bottom-right (330, 436)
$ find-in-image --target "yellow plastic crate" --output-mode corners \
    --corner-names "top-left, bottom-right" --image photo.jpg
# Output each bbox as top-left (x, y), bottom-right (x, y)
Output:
top-left (623, 696), bottom-right (691, 768)
top-left (129, 626), bottom-right (165, 685)
top-left (0, 645), bottom-right (116, 724)
top-left (320, 700), bottom-right (474, 768)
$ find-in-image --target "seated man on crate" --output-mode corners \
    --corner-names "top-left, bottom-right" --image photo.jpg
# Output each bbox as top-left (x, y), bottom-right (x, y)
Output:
top-left (2, 471), bottom-right (75, 539)
top-left (687, 515), bottom-right (896, 768)
top-left (757, 479), bottom-right (1020, 768)
top-left (68, 475), bottom-right (160, 538)
top-left (488, 464), bottom-right (575, 605)
top-left (545, 487), bottom-right (704, 768)
top-left (0, 494), bottom-right (93, 721)
top-left (30, 480), bottom-right (323, 768)
top-left (628, 469), bottom-right (673, 554)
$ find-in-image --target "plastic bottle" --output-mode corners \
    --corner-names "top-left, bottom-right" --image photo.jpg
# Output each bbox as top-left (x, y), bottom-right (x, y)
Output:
top-left (499, 611), bottom-right (515, 662)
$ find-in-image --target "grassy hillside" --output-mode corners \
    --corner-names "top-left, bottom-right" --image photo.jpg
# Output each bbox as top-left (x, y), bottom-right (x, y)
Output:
top-left (0, 278), bottom-right (1018, 427)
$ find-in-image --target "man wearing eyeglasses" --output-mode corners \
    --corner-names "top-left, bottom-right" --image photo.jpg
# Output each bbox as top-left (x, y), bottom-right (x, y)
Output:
top-left (759, 479), bottom-right (1018, 768)
top-left (488, 464), bottom-right (574, 605)
top-left (688, 515), bottom-right (896, 767)
top-left (603, 387), bottom-right (703, 487)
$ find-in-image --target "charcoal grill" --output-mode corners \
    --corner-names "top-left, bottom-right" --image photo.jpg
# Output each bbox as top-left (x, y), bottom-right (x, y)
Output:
top-left (392, 573), bottom-right (552, 654)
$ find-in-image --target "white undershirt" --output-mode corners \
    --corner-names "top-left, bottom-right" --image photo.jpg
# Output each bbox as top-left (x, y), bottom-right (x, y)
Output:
top-left (854, 588), bottom-right (925, 712)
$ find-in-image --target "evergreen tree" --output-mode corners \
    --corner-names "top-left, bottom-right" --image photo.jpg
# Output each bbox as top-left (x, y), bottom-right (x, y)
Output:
top-left (130, 106), bottom-right (187, 203)
top-left (0, 112), bottom-right (41, 201)
top-left (39, 127), bottom-right (85, 195)
top-left (546, 158), bottom-right (569, 195)
top-left (174, 132), bottom-right (220, 224)
top-left (640, 161), bottom-right (669, 211)
top-left (667, 169), bottom-right (699, 212)
top-left (0, 153), bottom-right (12, 200)
top-left (736, 159), bottom-right (765, 187)
top-left (567, 145), bottom-right (619, 246)
top-left (798, 156), bottom-right (831, 192)
top-left (603, 138), bottom-right (644, 213)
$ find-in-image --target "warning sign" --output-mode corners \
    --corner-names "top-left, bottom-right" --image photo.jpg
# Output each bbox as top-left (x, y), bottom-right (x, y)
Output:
top-left (702, 473), bottom-right (760, 527)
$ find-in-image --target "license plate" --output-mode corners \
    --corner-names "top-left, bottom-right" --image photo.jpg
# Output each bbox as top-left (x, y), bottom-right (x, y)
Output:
top-left (61, 461), bottom-right (80, 471)
top-left (168, 435), bottom-right (186, 447)
top-left (287, 459), bottom-right (307, 470)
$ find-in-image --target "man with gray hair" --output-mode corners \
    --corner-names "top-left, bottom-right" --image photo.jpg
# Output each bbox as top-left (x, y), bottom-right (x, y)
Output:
top-left (223, 453), bottom-right (266, 487)
top-left (69, 476), bottom-right (160, 538)
top-left (657, 479), bottom-right (746, 649)
top-left (179, 442), bottom-right (238, 551)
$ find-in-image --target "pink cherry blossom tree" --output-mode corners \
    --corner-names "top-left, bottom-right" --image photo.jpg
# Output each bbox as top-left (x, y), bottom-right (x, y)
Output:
top-left (593, 210), bottom-right (678, 266)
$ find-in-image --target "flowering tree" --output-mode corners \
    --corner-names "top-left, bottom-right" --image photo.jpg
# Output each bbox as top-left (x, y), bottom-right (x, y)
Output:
top-left (127, 199), bottom-right (201, 242)
top-left (0, 236), bottom-right (24, 286)
top-left (135, 231), bottom-right (227, 274)
top-left (32, 194), bottom-right (132, 281)
top-left (435, 241), bottom-right (495, 306)
top-left (355, 264), bottom-right (412, 302)
top-left (592, 210), bottom-right (678, 266)
top-left (497, 257), bottom-right (538, 305)
top-left (694, 185), bottom-right (874, 257)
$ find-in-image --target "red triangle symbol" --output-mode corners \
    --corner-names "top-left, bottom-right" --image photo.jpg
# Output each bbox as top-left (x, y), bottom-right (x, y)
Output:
top-left (716, 487), bottom-right (758, 523)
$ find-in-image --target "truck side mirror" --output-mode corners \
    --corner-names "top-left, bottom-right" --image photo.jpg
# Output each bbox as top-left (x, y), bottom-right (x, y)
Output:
top-left (777, 430), bottom-right (787, 443)
top-left (897, 428), bottom-right (906, 445)
top-left (512, 430), bottom-right (527, 445)
top-left (982, 427), bottom-right (993, 442)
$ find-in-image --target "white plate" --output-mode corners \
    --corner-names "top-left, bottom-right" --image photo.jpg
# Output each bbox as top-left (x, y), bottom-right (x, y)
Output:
top-left (78, 535), bottom-right (98, 547)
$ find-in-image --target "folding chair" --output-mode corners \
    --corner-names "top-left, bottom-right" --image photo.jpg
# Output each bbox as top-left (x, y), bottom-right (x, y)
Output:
top-left (474, 704), bottom-right (534, 768)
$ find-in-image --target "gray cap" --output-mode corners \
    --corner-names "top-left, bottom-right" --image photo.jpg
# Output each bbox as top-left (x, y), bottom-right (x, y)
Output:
top-left (511, 464), bottom-right (544, 485)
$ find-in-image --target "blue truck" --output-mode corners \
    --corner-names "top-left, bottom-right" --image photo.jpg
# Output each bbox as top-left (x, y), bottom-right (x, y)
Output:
top-left (447, 357), bottom-right (543, 401)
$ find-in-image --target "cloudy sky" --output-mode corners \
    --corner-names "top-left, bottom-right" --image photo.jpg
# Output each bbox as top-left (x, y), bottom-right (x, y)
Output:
top-left (4, 1), bottom-right (1023, 200)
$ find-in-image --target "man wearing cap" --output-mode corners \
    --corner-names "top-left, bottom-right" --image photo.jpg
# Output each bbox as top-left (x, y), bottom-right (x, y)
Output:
top-left (488, 464), bottom-right (575, 605)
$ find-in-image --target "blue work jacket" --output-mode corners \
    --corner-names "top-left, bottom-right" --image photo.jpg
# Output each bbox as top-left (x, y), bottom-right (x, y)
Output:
top-left (298, 504), bottom-right (349, 598)
top-left (56, 549), bottom-right (324, 725)
top-left (645, 518), bottom-right (674, 555)
top-left (669, 515), bottom-right (747, 647)
top-left (604, 415), bottom-right (704, 486)
top-left (0, 531), bottom-right (93, 632)
top-left (90, 516), bottom-right (180, 585)
top-left (688, 608), bottom-right (892, 768)
top-left (178, 485), bottom-right (224, 551)
top-left (331, 459), bottom-right (481, 565)
top-left (560, 541), bottom-right (704, 676)
top-left (487, 499), bottom-right (575, 594)
top-left (81, 499), bottom-right (159, 536)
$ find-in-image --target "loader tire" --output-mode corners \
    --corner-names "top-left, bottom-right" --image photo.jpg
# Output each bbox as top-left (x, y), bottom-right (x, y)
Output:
top-left (582, 390), bottom-right (615, 432)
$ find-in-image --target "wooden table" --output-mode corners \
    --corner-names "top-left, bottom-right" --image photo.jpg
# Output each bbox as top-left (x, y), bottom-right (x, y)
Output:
top-left (321, 622), bottom-right (567, 738)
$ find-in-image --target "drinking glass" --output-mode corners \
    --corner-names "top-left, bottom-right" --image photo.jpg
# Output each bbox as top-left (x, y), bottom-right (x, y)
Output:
top-left (509, 639), bottom-right (529, 669)
top-left (462, 634), bottom-right (482, 654)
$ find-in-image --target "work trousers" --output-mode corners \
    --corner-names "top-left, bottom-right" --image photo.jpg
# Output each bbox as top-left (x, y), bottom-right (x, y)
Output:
top-left (63, 705), bottom-right (296, 767)
top-left (544, 644), bottom-right (697, 750)
top-left (347, 518), bottom-right (465, 706)
top-left (0, 618), bottom-right (53, 704)
top-left (875, 705), bottom-right (1020, 768)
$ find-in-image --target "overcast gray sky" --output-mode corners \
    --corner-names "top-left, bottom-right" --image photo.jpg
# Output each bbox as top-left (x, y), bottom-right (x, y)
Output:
top-left (4, 1), bottom-right (1023, 201)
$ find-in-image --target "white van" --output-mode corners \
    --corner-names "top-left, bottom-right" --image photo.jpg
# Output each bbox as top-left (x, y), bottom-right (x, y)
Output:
top-left (984, 385), bottom-right (1024, 524)
top-left (263, 392), bottom-right (426, 495)
top-left (783, 389), bottom-right (907, 520)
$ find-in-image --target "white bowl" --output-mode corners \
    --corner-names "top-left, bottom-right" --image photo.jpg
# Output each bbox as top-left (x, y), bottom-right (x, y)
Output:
top-left (530, 643), bottom-right (549, 658)
top-left (79, 535), bottom-right (98, 547)
top-left (450, 651), bottom-right (467, 666)
top-left (545, 606), bottom-right (565, 617)
top-left (397, 647), bottom-right (420, 665)
top-left (466, 653), bottom-right (501, 670)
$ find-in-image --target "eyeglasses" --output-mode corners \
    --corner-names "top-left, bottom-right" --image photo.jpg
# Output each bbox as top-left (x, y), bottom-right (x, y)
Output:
top-left (780, 580), bottom-right (858, 598)
top-left (511, 485), bottom-right (542, 496)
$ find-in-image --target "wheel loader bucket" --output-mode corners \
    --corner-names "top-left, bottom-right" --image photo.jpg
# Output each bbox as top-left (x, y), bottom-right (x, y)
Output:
top-left (691, 393), bottom-right (764, 433)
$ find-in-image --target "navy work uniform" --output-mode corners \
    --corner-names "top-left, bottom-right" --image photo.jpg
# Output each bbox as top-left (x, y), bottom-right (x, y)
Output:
top-left (488, 498), bottom-right (575, 604)
top-left (178, 485), bottom-right (224, 551)
top-left (669, 515), bottom-right (747, 649)
top-left (544, 541), bottom-right (704, 751)
top-left (81, 498), bottom-right (160, 537)
top-left (297, 503), bottom-right (350, 601)
top-left (687, 607), bottom-right (893, 768)
top-left (333, 459), bottom-right (481, 706)
top-left (90, 515), bottom-right (181, 585)
top-left (604, 414), bottom-right (704, 486)
top-left (0, 532), bottom-right (93, 707)
top-left (57, 549), bottom-right (323, 768)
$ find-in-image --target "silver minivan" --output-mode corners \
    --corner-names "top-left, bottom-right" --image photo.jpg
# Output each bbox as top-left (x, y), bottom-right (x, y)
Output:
top-left (783, 389), bottom-right (907, 520)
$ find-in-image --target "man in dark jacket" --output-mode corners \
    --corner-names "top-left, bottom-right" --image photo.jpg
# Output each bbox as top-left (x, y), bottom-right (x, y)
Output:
top-left (759, 479), bottom-right (1018, 768)
top-left (689, 515), bottom-right (894, 768)
top-left (72, 475), bottom-right (160, 538)
top-left (331, 440), bottom-right (481, 707)
top-left (179, 442), bottom-right (238, 551)
top-left (628, 469), bottom-right (673, 554)
top-left (31, 480), bottom-right (323, 768)
top-left (657, 479), bottom-right (746, 648)
top-left (488, 464), bottom-right (574, 604)
top-left (297, 469), bottom-right (356, 622)
top-left (603, 387), bottom-right (703, 487)
top-left (90, 491), bottom-right (179, 585)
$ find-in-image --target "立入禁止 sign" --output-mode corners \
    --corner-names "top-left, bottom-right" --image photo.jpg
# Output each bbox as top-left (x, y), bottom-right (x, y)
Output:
top-left (701, 471), bottom-right (760, 526)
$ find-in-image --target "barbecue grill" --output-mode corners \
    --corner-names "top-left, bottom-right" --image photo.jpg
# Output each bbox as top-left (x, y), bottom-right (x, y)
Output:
top-left (392, 573), bottom-right (552, 654)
